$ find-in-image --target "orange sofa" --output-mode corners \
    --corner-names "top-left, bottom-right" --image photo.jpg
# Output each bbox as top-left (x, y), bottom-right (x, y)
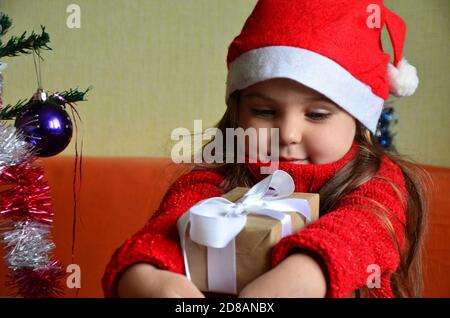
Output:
top-left (0, 156), bottom-right (449, 297)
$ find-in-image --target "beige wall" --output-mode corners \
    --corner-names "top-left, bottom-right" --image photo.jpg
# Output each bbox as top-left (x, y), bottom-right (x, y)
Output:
top-left (1, 0), bottom-right (449, 166)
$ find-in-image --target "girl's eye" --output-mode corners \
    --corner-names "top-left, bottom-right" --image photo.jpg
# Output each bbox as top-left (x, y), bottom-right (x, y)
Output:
top-left (307, 112), bottom-right (331, 121)
top-left (250, 107), bottom-right (276, 118)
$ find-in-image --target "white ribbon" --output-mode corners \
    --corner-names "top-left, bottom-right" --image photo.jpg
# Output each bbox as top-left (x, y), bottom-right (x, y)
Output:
top-left (176, 170), bottom-right (311, 294)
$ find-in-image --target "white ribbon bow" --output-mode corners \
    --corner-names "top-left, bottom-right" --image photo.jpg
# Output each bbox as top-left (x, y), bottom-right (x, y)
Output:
top-left (177, 170), bottom-right (311, 294)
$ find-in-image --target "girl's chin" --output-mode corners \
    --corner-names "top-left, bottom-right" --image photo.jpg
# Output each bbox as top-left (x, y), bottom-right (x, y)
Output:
top-left (290, 160), bottom-right (310, 164)
top-left (280, 160), bottom-right (310, 165)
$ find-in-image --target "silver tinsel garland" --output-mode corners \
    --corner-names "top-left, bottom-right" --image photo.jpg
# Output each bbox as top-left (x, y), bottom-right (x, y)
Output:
top-left (1, 220), bottom-right (56, 269)
top-left (0, 121), bottom-right (36, 169)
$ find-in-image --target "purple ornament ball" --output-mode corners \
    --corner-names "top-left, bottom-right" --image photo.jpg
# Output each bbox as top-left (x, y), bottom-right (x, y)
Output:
top-left (14, 100), bottom-right (73, 157)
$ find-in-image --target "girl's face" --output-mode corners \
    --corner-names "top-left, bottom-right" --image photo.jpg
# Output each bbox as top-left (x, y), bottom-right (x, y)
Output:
top-left (238, 78), bottom-right (356, 165)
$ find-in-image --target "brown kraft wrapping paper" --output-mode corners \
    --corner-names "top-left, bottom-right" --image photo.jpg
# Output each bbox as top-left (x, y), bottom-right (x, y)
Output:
top-left (184, 186), bottom-right (320, 294)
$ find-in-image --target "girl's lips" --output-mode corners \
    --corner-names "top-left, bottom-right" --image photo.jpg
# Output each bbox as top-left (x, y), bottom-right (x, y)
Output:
top-left (246, 155), bottom-right (310, 164)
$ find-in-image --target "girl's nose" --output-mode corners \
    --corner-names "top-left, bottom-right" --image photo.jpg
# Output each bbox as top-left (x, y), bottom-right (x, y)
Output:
top-left (279, 115), bottom-right (303, 146)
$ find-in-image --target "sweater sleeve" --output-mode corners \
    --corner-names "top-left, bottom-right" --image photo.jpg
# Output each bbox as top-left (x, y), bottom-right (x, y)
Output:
top-left (101, 170), bottom-right (225, 297)
top-left (271, 156), bottom-right (408, 298)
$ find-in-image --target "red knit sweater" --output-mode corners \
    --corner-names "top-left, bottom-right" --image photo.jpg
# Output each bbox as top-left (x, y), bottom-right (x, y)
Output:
top-left (102, 141), bottom-right (407, 298)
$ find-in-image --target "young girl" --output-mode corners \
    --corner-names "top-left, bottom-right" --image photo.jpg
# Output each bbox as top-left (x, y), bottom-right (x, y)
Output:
top-left (102, 0), bottom-right (429, 298)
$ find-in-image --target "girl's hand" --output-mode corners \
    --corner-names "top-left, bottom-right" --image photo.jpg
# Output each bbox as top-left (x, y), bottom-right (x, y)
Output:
top-left (117, 263), bottom-right (205, 298)
top-left (238, 252), bottom-right (328, 298)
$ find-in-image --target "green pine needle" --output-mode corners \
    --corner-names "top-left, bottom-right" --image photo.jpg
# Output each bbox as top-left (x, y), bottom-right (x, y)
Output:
top-left (49, 86), bottom-right (92, 105)
top-left (0, 98), bottom-right (29, 120)
top-left (0, 87), bottom-right (91, 120)
top-left (0, 25), bottom-right (52, 59)
top-left (0, 13), bottom-right (13, 36)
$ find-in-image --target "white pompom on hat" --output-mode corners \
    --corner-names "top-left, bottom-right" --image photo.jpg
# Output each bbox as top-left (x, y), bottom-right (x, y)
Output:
top-left (388, 58), bottom-right (419, 97)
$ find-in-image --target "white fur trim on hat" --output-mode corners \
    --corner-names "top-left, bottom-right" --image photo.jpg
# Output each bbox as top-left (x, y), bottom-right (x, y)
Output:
top-left (226, 46), bottom-right (384, 134)
top-left (387, 58), bottom-right (419, 97)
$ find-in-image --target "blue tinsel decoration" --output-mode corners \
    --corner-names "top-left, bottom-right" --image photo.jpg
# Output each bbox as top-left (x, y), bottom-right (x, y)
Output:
top-left (375, 101), bottom-right (398, 150)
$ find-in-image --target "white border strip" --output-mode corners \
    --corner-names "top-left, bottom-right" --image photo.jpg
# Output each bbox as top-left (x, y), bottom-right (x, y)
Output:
top-left (225, 46), bottom-right (384, 133)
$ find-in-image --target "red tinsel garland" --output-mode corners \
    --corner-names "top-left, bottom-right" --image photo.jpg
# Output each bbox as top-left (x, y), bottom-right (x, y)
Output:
top-left (0, 159), bottom-right (65, 297)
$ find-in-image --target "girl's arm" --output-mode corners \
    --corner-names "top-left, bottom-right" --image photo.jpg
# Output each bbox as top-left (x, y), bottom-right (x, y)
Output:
top-left (116, 262), bottom-right (205, 298)
top-left (102, 170), bottom-right (225, 297)
top-left (270, 157), bottom-right (407, 298)
top-left (239, 251), bottom-right (328, 298)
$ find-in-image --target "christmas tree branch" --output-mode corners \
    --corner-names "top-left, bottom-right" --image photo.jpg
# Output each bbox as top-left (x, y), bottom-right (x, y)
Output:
top-left (0, 25), bottom-right (51, 59)
top-left (0, 87), bottom-right (91, 120)
top-left (0, 13), bottom-right (13, 37)
top-left (49, 86), bottom-right (92, 105)
top-left (0, 98), bottom-right (29, 120)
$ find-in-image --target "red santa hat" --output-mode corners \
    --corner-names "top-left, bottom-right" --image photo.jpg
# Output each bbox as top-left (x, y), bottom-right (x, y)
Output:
top-left (225, 0), bottom-right (419, 134)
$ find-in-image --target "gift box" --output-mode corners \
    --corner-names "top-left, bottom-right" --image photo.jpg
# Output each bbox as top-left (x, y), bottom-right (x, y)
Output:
top-left (177, 170), bottom-right (319, 294)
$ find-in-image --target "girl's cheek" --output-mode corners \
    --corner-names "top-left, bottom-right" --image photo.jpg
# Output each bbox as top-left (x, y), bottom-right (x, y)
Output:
top-left (307, 131), bottom-right (354, 164)
top-left (240, 127), bottom-right (273, 158)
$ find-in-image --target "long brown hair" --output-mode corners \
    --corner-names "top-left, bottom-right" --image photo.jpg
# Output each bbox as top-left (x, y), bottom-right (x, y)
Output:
top-left (184, 90), bottom-right (430, 297)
